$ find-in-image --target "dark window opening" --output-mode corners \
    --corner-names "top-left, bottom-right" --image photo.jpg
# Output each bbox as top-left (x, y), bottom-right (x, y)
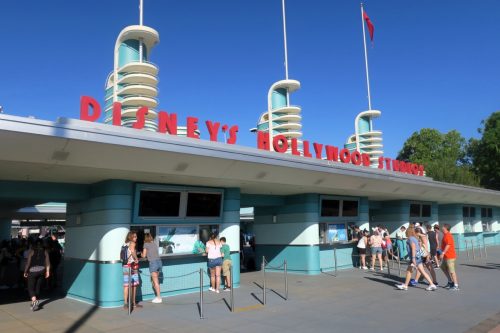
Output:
top-left (422, 204), bottom-right (431, 218)
top-left (410, 204), bottom-right (420, 217)
top-left (321, 199), bottom-right (340, 217)
top-left (186, 193), bottom-right (222, 217)
top-left (139, 191), bottom-right (181, 217)
top-left (342, 200), bottom-right (359, 217)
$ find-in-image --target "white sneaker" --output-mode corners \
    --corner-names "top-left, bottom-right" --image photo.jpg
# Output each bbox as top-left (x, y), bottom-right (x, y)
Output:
top-left (215, 290), bottom-right (220, 294)
top-left (426, 285), bottom-right (437, 291)
top-left (209, 287), bottom-right (215, 292)
top-left (152, 297), bottom-right (162, 303)
top-left (369, 267), bottom-right (375, 271)
top-left (362, 266), bottom-right (368, 270)
top-left (396, 284), bottom-right (408, 290)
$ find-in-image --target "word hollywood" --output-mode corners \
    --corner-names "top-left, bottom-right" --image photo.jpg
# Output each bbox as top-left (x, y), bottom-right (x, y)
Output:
top-left (80, 96), bottom-right (424, 176)
top-left (80, 96), bottom-right (239, 143)
top-left (256, 131), bottom-right (425, 176)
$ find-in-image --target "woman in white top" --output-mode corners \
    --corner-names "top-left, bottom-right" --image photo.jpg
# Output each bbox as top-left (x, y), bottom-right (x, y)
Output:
top-left (205, 233), bottom-right (223, 293)
top-left (357, 230), bottom-right (369, 269)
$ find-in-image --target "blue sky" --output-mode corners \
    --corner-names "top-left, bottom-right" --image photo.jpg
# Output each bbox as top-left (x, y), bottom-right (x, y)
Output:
top-left (1, 0), bottom-right (499, 158)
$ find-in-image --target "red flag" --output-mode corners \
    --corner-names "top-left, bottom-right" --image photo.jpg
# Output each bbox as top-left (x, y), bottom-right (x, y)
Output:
top-left (363, 11), bottom-right (374, 41)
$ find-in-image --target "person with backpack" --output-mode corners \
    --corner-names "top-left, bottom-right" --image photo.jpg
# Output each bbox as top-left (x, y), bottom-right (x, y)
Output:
top-left (121, 231), bottom-right (141, 309)
top-left (23, 238), bottom-right (50, 311)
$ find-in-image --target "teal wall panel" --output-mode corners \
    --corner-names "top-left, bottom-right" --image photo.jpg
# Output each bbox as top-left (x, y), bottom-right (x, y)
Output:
top-left (0, 181), bottom-right (89, 203)
top-left (271, 88), bottom-right (287, 109)
top-left (137, 253), bottom-right (240, 301)
top-left (241, 194), bottom-right (284, 207)
top-left (320, 244), bottom-right (357, 271)
top-left (64, 259), bottom-right (124, 307)
top-left (118, 40), bottom-right (140, 67)
top-left (358, 117), bottom-right (370, 133)
top-left (256, 245), bottom-right (320, 275)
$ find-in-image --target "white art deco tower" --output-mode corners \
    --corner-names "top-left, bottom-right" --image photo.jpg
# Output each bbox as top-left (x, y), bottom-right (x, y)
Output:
top-left (104, 1), bottom-right (160, 131)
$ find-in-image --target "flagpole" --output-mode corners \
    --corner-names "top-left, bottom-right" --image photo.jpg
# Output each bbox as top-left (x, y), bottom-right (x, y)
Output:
top-left (282, 0), bottom-right (289, 81)
top-left (361, 3), bottom-right (372, 110)
top-left (282, 0), bottom-right (290, 108)
top-left (139, 0), bottom-right (144, 26)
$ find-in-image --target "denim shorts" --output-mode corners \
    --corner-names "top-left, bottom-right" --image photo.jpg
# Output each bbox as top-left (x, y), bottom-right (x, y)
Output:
top-left (371, 247), bottom-right (383, 255)
top-left (149, 259), bottom-right (162, 274)
top-left (207, 257), bottom-right (223, 268)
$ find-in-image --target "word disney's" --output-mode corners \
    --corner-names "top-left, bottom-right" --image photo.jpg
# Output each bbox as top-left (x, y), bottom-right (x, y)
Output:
top-left (79, 96), bottom-right (239, 144)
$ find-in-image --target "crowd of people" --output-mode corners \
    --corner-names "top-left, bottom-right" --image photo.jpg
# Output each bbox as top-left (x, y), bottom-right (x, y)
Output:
top-left (351, 223), bottom-right (459, 292)
top-left (0, 232), bottom-right (63, 311)
top-left (1, 223), bottom-right (461, 312)
top-left (121, 231), bottom-right (233, 310)
top-left (352, 225), bottom-right (395, 271)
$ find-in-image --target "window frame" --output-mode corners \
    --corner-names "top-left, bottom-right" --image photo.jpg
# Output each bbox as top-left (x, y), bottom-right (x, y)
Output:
top-left (320, 197), bottom-right (359, 218)
top-left (131, 224), bottom-right (220, 257)
top-left (318, 222), bottom-right (349, 244)
top-left (133, 184), bottom-right (224, 224)
top-left (409, 202), bottom-right (433, 220)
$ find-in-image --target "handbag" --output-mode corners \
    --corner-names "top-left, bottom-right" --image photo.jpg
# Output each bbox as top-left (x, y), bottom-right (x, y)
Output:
top-left (417, 246), bottom-right (429, 258)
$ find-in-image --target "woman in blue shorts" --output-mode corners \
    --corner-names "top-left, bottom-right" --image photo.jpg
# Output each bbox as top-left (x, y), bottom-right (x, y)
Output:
top-left (396, 226), bottom-right (437, 291)
top-left (142, 233), bottom-right (163, 304)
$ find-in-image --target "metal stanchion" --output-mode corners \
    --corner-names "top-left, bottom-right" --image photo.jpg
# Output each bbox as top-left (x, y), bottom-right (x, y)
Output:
top-left (199, 268), bottom-right (204, 319)
top-left (471, 240), bottom-right (476, 260)
top-left (479, 239), bottom-right (483, 258)
top-left (333, 246), bottom-right (338, 276)
top-left (284, 259), bottom-right (288, 301)
top-left (465, 240), bottom-right (470, 259)
top-left (262, 256), bottom-right (266, 305)
top-left (128, 266), bottom-right (132, 315)
top-left (396, 247), bottom-right (401, 277)
top-left (483, 237), bottom-right (488, 258)
top-left (230, 263), bottom-right (234, 312)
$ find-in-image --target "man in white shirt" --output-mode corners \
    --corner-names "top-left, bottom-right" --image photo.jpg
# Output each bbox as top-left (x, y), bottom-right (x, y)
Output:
top-left (395, 226), bottom-right (407, 259)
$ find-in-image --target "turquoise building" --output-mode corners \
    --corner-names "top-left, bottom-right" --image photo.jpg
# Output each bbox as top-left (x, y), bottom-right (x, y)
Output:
top-left (0, 2), bottom-right (499, 309)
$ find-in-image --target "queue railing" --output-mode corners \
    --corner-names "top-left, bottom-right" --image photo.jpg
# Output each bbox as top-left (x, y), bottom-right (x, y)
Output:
top-left (261, 256), bottom-right (289, 305)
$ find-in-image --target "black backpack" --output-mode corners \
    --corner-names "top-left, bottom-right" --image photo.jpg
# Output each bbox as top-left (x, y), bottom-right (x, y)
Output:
top-left (120, 245), bottom-right (129, 265)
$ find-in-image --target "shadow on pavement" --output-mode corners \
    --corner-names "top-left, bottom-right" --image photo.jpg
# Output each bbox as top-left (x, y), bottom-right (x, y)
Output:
top-left (461, 263), bottom-right (500, 270)
top-left (364, 276), bottom-right (403, 287)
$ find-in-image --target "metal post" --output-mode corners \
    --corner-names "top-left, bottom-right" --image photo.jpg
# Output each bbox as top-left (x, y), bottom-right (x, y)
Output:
top-left (396, 247), bottom-right (401, 277)
top-left (465, 240), bottom-right (469, 259)
top-left (262, 256), bottom-right (266, 305)
top-left (333, 246), bottom-right (338, 276)
top-left (471, 240), bottom-right (476, 261)
top-left (479, 238), bottom-right (483, 258)
top-left (284, 259), bottom-right (288, 301)
top-left (199, 268), bottom-right (204, 319)
top-left (230, 263), bottom-right (234, 312)
top-left (128, 266), bottom-right (132, 315)
top-left (483, 237), bottom-right (488, 258)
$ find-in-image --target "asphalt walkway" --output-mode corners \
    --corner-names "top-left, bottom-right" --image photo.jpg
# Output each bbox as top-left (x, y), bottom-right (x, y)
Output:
top-left (1, 246), bottom-right (499, 333)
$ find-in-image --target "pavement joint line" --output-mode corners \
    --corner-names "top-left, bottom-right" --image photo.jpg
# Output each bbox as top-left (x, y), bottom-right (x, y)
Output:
top-left (233, 304), bottom-right (264, 313)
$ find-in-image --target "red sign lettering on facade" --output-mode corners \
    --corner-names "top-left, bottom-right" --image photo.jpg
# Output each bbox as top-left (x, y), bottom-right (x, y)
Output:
top-left (79, 96), bottom-right (424, 176)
